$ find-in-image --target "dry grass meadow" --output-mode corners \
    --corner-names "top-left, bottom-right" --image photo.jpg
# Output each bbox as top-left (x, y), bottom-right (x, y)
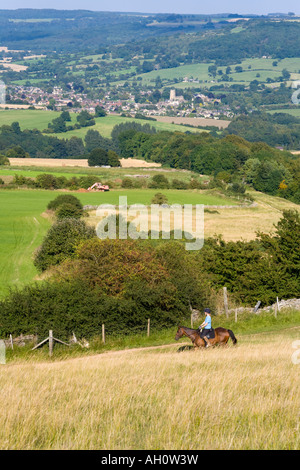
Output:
top-left (8, 157), bottom-right (161, 168)
top-left (87, 190), bottom-right (300, 242)
top-left (154, 116), bottom-right (231, 130)
top-left (0, 329), bottom-right (299, 450)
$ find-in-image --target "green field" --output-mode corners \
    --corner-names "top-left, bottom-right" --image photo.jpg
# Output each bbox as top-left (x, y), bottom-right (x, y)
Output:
top-left (0, 191), bottom-right (52, 299)
top-left (133, 57), bottom-right (300, 89)
top-left (0, 110), bottom-right (202, 138)
top-left (135, 62), bottom-right (215, 84)
top-left (54, 114), bottom-right (202, 140)
top-left (0, 109), bottom-right (66, 131)
top-left (268, 108), bottom-right (300, 117)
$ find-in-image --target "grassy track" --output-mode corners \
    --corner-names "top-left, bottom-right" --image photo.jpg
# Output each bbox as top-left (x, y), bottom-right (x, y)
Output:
top-left (0, 328), bottom-right (299, 449)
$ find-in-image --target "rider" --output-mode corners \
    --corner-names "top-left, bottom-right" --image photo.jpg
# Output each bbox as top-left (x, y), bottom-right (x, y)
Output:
top-left (199, 308), bottom-right (212, 347)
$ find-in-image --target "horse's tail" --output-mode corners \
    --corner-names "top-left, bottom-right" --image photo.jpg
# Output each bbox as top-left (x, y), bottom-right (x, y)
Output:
top-left (228, 329), bottom-right (237, 345)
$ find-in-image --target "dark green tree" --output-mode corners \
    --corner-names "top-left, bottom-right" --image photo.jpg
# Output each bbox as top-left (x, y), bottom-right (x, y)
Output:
top-left (88, 148), bottom-right (109, 167)
top-left (34, 218), bottom-right (96, 272)
top-left (55, 203), bottom-right (83, 220)
top-left (95, 105), bottom-right (106, 117)
top-left (47, 194), bottom-right (83, 211)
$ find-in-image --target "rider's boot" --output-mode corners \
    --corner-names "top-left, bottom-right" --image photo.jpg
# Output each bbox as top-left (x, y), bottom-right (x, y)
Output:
top-left (204, 337), bottom-right (211, 348)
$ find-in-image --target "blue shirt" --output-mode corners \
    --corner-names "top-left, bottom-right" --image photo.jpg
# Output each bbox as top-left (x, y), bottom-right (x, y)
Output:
top-left (205, 315), bottom-right (212, 329)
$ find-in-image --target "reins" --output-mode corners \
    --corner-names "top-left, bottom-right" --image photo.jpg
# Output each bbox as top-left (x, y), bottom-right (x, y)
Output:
top-left (181, 327), bottom-right (199, 343)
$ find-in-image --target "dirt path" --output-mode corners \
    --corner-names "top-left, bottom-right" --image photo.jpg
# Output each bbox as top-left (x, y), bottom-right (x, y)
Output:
top-left (28, 325), bottom-right (300, 367)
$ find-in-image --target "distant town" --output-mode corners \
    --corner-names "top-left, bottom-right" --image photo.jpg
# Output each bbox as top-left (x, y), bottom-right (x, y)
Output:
top-left (5, 83), bottom-right (233, 121)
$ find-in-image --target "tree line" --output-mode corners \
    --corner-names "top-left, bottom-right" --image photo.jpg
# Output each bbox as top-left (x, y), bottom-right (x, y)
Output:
top-left (225, 112), bottom-right (300, 150)
top-left (115, 127), bottom-right (300, 203)
top-left (1, 119), bottom-right (299, 203)
top-left (0, 120), bottom-right (156, 160)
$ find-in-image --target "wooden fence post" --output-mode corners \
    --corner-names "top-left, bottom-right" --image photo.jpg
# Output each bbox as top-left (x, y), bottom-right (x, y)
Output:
top-left (0, 340), bottom-right (5, 365)
top-left (10, 334), bottom-right (13, 350)
top-left (147, 319), bottom-right (150, 337)
top-left (235, 308), bottom-right (238, 323)
top-left (253, 301), bottom-right (261, 314)
top-left (31, 331), bottom-right (69, 356)
top-left (49, 330), bottom-right (53, 357)
top-left (102, 324), bottom-right (105, 344)
top-left (189, 301), bottom-right (193, 328)
top-left (274, 304), bottom-right (278, 319)
top-left (223, 287), bottom-right (229, 318)
top-left (277, 297), bottom-right (280, 312)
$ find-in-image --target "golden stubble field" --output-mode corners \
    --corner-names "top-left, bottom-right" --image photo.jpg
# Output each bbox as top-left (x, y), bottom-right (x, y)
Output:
top-left (0, 330), bottom-right (299, 450)
top-left (8, 157), bottom-right (161, 168)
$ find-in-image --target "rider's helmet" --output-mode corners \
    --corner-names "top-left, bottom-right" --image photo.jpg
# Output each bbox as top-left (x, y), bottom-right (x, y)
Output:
top-left (204, 308), bottom-right (211, 314)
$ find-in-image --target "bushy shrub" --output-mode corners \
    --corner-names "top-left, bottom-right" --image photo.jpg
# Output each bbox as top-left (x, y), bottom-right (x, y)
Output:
top-left (121, 177), bottom-right (134, 188)
top-left (229, 182), bottom-right (246, 194)
top-left (0, 280), bottom-right (179, 340)
top-left (151, 193), bottom-right (168, 205)
top-left (88, 148), bottom-right (108, 167)
top-left (13, 174), bottom-right (37, 187)
top-left (148, 174), bottom-right (169, 189)
top-left (55, 203), bottom-right (83, 219)
top-left (34, 218), bottom-right (96, 272)
top-left (35, 174), bottom-right (59, 189)
top-left (107, 150), bottom-right (121, 167)
top-left (47, 194), bottom-right (83, 211)
top-left (188, 178), bottom-right (203, 189)
top-left (6, 145), bottom-right (29, 158)
top-left (171, 179), bottom-right (188, 190)
top-left (1, 240), bottom-right (201, 339)
top-left (0, 154), bottom-right (10, 166)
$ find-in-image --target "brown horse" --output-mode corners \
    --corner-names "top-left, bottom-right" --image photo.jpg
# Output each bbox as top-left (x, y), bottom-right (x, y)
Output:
top-left (175, 326), bottom-right (237, 349)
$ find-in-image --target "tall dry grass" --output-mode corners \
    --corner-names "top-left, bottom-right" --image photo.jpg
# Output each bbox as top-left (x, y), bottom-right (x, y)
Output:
top-left (0, 330), bottom-right (299, 450)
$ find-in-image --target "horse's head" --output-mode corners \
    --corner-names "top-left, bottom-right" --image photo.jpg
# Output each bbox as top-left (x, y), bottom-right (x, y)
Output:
top-left (175, 326), bottom-right (184, 341)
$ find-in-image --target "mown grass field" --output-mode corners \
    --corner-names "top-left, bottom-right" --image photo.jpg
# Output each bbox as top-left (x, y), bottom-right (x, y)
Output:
top-left (0, 326), bottom-right (299, 450)
top-left (0, 109), bottom-right (62, 131)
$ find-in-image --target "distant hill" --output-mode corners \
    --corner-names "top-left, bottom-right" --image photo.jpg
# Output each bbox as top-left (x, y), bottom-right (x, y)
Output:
top-left (0, 9), bottom-right (299, 59)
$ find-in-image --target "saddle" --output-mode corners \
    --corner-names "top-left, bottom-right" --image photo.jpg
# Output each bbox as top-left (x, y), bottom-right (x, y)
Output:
top-left (197, 328), bottom-right (215, 339)
top-left (206, 328), bottom-right (215, 339)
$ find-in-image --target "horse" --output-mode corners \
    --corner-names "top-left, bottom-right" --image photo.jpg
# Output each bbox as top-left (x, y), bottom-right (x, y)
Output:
top-left (175, 325), bottom-right (237, 349)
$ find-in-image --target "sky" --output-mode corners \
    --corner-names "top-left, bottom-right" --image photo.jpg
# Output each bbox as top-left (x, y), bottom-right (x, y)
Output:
top-left (3, 1), bottom-right (300, 15)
